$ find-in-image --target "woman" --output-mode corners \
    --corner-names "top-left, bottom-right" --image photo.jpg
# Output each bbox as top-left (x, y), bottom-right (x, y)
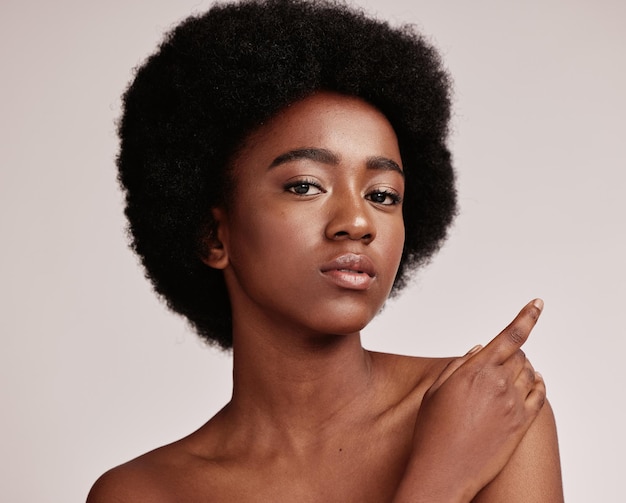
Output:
top-left (88, 0), bottom-right (563, 500)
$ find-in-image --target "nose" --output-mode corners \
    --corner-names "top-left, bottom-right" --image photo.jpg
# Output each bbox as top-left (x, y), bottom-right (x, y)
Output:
top-left (324, 191), bottom-right (376, 243)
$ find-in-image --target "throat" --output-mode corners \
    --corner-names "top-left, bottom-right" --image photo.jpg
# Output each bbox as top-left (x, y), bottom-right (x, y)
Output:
top-left (229, 337), bottom-right (376, 437)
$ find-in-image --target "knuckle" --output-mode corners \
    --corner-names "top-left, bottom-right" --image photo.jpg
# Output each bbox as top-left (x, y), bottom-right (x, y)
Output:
top-left (504, 396), bottom-right (517, 415)
top-left (493, 375), bottom-right (509, 396)
top-left (507, 326), bottom-right (526, 346)
top-left (525, 367), bottom-right (536, 385)
top-left (513, 349), bottom-right (526, 365)
top-left (533, 389), bottom-right (547, 412)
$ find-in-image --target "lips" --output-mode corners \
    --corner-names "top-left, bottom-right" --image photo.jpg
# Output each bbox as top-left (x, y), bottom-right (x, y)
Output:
top-left (320, 253), bottom-right (376, 290)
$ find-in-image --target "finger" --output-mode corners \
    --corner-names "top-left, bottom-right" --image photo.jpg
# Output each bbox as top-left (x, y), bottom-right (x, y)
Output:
top-left (514, 356), bottom-right (537, 395)
top-left (465, 344), bottom-right (483, 357)
top-left (428, 345), bottom-right (482, 394)
top-left (508, 348), bottom-right (527, 374)
top-left (480, 299), bottom-right (544, 365)
top-left (524, 373), bottom-right (546, 413)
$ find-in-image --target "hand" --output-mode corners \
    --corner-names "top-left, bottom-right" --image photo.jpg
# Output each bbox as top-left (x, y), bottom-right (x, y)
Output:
top-left (394, 299), bottom-right (547, 503)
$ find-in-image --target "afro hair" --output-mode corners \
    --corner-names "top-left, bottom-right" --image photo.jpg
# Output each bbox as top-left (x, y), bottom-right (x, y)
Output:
top-left (117, 0), bottom-right (457, 349)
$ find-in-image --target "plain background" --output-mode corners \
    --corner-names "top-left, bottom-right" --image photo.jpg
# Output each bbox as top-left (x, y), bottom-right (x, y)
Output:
top-left (1, 0), bottom-right (624, 501)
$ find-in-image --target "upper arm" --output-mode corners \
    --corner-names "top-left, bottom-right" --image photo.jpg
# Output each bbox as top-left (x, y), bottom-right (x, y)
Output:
top-left (86, 468), bottom-right (129, 503)
top-left (472, 399), bottom-right (564, 503)
top-left (86, 464), bottom-right (172, 503)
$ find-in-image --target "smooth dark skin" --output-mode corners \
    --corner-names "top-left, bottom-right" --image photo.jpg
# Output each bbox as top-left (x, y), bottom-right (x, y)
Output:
top-left (88, 93), bottom-right (563, 502)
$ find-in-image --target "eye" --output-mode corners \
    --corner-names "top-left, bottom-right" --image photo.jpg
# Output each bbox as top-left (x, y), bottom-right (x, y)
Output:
top-left (366, 189), bottom-right (402, 206)
top-left (284, 179), bottom-right (325, 196)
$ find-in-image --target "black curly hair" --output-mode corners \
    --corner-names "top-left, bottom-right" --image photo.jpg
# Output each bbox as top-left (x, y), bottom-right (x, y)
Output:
top-left (118, 0), bottom-right (457, 349)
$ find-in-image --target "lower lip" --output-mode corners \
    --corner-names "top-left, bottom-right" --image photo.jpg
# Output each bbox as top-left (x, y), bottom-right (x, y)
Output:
top-left (321, 270), bottom-right (374, 290)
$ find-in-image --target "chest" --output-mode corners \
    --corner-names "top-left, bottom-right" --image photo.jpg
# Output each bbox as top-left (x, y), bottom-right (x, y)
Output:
top-left (175, 421), bottom-right (414, 502)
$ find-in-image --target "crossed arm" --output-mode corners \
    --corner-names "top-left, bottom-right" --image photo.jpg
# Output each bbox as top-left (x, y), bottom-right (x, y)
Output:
top-left (87, 300), bottom-right (563, 502)
top-left (393, 299), bottom-right (564, 503)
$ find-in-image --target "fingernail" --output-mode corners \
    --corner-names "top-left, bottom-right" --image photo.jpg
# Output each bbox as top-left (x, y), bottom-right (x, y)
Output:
top-left (532, 298), bottom-right (544, 311)
top-left (465, 344), bottom-right (482, 356)
top-left (535, 371), bottom-right (543, 380)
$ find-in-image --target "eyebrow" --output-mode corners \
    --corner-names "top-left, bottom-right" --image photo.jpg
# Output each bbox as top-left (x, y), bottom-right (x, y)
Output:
top-left (269, 148), bottom-right (339, 168)
top-left (268, 148), bottom-right (404, 177)
top-left (366, 156), bottom-right (404, 177)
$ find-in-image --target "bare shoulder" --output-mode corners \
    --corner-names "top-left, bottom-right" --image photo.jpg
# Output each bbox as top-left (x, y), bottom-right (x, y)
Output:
top-left (473, 399), bottom-right (564, 503)
top-left (86, 438), bottom-right (220, 503)
top-left (369, 350), bottom-right (455, 388)
top-left (368, 350), bottom-right (456, 408)
top-left (86, 454), bottom-right (172, 503)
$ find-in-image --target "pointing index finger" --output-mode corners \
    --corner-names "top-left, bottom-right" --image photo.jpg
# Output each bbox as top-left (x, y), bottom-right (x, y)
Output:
top-left (481, 299), bottom-right (544, 364)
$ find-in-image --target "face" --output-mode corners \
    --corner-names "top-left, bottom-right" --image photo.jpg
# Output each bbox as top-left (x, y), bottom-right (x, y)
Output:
top-left (207, 92), bottom-right (405, 341)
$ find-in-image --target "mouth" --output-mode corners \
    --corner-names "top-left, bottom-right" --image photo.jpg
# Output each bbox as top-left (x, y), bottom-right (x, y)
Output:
top-left (320, 253), bottom-right (376, 290)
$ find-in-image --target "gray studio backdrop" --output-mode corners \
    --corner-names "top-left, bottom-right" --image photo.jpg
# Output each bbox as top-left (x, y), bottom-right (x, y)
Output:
top-left (1, 0), bottom-right (624, 501)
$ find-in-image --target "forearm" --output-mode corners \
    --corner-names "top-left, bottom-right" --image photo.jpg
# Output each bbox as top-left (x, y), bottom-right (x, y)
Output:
top-left (393, 302), bottom-right (562, 503)
top-left (392, 461), bottom-right (473, 503)
top-left (393, 402), bottom-right (562, 503)
top-left (472, 401), bottom-right (563, 503)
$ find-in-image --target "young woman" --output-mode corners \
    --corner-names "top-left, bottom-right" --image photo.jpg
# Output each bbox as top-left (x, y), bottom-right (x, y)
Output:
top-left (88, 0), bottom-right (563, 501)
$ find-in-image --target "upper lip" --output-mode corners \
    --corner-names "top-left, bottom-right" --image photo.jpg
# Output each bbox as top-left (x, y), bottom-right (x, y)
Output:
top-left (320, 253), bottom-right (376, 277)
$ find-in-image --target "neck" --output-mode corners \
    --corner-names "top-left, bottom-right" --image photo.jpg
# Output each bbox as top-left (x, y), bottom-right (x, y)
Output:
top-left (226, 320), bottom-right (375, 444)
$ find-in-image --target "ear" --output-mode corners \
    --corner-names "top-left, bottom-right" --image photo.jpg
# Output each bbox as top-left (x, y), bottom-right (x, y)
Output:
top-left (199, 207), bottom-right (230, 270)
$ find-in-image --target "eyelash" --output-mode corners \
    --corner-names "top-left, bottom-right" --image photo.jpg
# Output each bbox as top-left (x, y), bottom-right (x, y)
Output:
top-left (366, 189), bottom-right (403, 206)
top-left (284, 179), bottom-right (402, 206)
top-left (284, 178), bottom-right (325, 196)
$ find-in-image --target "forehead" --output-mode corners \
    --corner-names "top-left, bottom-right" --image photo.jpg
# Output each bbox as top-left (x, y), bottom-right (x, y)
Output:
top-left (231, 91), bottom-right (402, 171)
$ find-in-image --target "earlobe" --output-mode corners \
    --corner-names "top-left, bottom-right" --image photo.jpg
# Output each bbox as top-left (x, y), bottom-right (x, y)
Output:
top-left (199, 207), bottom-right (229, 270)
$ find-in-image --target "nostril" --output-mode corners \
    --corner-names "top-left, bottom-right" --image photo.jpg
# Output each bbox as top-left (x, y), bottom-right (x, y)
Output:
top-left (333, 230), bottom-right (373, 242)
top-left (326, 213), bottom-right (375, 242)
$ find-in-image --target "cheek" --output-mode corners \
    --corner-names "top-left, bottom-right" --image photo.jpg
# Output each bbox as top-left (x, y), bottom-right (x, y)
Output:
top-left (379, 219), bottom-right (406, 292)
top-left (382, 218), bottom-right (405, 264)
top-left (228, 206), bottom-right (312, 271)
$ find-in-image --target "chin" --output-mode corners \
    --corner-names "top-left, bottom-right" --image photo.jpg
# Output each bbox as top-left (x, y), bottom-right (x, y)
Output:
top-left (307, 311), bottom-right (374, 338)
